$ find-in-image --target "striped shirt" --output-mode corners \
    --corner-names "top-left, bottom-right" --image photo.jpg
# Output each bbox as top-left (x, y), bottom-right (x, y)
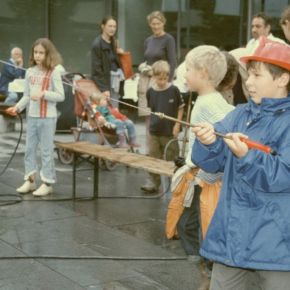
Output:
top-left (16, 66), bottom-right (64, 118)
top-left (186, 91), bottom-right (234, 183)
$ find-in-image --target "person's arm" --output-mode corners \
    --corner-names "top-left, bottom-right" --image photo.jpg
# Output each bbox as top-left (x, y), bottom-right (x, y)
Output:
top-left (191, 122), bottom-right (227, 173)
top-left (42, 69), bottom-right (65, 102)
top-left (14, 69), bottom-right (31, 113)
top-left (173, 106), bottom-right (183, 138)
top-left (191, 106), bottom-right (239, 172)
top-left (234, 133), bottom-right (290, 193)
top-left (165, 34), bottom-right (177, 81)
top-left (4, 62), bottom-right (24, 79)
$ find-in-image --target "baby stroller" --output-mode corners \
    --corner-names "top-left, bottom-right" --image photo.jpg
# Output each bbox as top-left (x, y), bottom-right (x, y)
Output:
top-left (57, 75), bottom-right (136, 170)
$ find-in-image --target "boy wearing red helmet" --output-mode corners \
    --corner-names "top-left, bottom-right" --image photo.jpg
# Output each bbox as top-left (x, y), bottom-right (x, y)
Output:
top-left (191, 37), bottom-right (290, 289)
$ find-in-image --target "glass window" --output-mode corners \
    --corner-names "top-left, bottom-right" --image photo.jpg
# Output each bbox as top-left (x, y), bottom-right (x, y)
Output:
top-left (49, 0), bottom-right (108, 74)
top-left (0, 0), bottom-right (46, 67)
top-left (178, 0), bottom-right (246, 61)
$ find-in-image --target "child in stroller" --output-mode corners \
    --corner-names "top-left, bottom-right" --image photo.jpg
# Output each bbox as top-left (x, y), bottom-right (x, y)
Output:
top-left (89, 92), bottom-right (139, 148)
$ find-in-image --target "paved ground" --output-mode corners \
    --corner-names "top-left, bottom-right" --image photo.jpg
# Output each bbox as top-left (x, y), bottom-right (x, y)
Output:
top-left (0, 115), bottom-right (260, 290)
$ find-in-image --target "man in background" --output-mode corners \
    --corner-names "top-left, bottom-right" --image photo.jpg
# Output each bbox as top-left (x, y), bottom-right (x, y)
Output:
top-left (246, 12), bottom-right (285, 52)
top-left (0, 47), bottom-right (25, 104)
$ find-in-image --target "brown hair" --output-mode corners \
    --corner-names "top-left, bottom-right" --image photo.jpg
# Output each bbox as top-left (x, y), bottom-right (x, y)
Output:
top-left (247, 61), bottom-right (290, 91)
top-left (218, 51), bottom-right (239, 91)
top-left (280, 6), bottom-right (290, 25)
top-left (100, 16), bottom-right (118, 49)
top-left (253, 12), bottom-right (272, 27)
top-left (30, 38), bottom-right (62, 70)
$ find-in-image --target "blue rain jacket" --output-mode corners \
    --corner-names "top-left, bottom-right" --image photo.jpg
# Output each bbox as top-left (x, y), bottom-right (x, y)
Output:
top-left (192, 97), bottom-right (290, 271)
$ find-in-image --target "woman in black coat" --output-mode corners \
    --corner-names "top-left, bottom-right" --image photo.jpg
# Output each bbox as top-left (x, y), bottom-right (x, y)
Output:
top-left (91, 16), bottom-right (124, 108)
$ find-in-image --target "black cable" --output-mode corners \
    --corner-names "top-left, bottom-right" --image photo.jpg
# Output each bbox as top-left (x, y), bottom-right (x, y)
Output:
top-left (0, 112), bottom-right (24, 206)
top-left (0, 255), bottom-right (187, 261)
top-left (0, 112), bottom-right (23, 176)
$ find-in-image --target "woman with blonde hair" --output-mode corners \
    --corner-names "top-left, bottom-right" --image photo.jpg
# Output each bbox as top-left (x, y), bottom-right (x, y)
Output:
top-left (138, 11), bottom-right (177, 153)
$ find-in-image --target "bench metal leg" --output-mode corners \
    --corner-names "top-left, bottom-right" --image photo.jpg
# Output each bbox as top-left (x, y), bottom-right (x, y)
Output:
top-left (93, 157), bottom-right (99, 199)
top-left (72, 152), bottom-right (77, 200)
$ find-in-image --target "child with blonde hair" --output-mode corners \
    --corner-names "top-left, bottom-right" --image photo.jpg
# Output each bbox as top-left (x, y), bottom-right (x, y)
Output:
top-left (171, 45), bottom-right (235, 289)
top-left (89, 92), bottom-right (139, 148)
top-left (141, 60), bottom-right (184, 193)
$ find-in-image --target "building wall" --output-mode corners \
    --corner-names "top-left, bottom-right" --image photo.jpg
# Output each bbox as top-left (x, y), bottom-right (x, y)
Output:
top-left (0, 0), bottom-right (289, 75)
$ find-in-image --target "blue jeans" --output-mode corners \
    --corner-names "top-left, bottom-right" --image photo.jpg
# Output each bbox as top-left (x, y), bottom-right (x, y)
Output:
top-left (4, 92), bottom-right (18, 104)
top-left (111, 119), bottom-right (136, 137)
top-left (24, 117), bottom-right (57, 184)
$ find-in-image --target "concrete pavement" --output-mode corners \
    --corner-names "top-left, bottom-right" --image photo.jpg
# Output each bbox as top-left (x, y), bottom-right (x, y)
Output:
top-left (0, 117), bottom-right (260, 290)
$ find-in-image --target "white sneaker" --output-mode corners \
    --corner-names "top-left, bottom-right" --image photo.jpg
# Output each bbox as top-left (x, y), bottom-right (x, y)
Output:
top-left (16, 180), bottom-right (36, 194)
top-left (32, 183), bottom-right (53, 197)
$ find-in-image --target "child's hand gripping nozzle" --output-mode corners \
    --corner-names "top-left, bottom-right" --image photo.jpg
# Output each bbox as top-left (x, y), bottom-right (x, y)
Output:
top-left (214, 132), bottom-right (277, 156)
top-left (239, 137), bottom-right (277, 155)
top-left (154, 112), bottom-right (277, 156)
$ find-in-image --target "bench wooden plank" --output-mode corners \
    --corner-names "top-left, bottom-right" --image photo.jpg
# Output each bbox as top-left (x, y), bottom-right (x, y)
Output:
top-left (55, 141), bottom-right (175, 177)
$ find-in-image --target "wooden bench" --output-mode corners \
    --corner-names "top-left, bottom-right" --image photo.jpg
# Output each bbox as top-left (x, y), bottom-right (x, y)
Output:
top-left (55, 141), bottom-right (175, 199)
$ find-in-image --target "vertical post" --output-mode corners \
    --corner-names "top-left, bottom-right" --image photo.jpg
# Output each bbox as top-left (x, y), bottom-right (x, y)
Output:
top-left (246, 0), bottom-right (253, 43)
top-left (118, 0), bottom-right (126, 50)
top-left (72, 152), bottom-right (77, 200)
top-left (176, 0), bottom-right (182, 61)
top-left (185, 0), bottom-right (191, 50)
top-left (93, 157), bottom-right (99, 199)
top-left (44, 0), bottom-right (50, 38)
top-left (239, 0), bottom-right (244, 47)
top-left (181, 91), bottom-right (193, 157)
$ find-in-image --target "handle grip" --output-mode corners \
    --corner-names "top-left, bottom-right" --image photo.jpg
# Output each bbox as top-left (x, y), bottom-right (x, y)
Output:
top-left (240, 137), bottom-right (274, 155)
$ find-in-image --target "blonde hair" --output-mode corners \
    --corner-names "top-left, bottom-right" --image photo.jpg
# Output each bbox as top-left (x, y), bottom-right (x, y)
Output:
top-left (152, 60), bottom-right (170, 76)
top-left (90, 92), bottom-right (106, 103)
top-left (185, 45), bottom-right (227, 87)
top-left (147, 11), bottom-right (166, 25)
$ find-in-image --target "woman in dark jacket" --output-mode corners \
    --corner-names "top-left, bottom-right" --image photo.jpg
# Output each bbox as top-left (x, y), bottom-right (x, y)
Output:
top-left (91, 16), bottom-right (124, 108)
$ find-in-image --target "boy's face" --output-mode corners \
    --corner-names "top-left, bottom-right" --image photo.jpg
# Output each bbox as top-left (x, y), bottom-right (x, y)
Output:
top-left (154, 74), bottom-right (169, 89)
top-left (185, 65), bottom-right (204, 92)
top-left (246, 62), bottom-right (288, 104)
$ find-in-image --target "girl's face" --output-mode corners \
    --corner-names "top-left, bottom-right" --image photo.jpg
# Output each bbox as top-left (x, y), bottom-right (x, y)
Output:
top-left (149, 18), bottom-right (165, 37)
top-left (33, 44), bottom-right (46, 67)
top-left (101, 19), bottom-right (117, 38)
top-left (246, 62), bottom-right (287, 104)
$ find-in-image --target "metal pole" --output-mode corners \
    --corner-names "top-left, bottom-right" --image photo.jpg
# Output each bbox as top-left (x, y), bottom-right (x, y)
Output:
top-left (44, 0), bottom-right (50, 38)
top-left (181, 92), bottom-right (193, 157)
top-left (177, 0), bottom-right (182, 61)
top-left (246, 0), bottom-right (253, 43)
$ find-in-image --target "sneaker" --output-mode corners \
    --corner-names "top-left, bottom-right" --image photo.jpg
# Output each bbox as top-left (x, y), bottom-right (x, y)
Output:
top-left (16, 180), bottom-right (36, 194)
top-left (32, 183), bottom-right (53, 197)
top-left (140, 180), bottom-right (158, 193)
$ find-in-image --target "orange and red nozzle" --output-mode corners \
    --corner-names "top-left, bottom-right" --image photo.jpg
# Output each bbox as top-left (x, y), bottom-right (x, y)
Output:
top-left (215, 132), bottom-right (277, 156)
